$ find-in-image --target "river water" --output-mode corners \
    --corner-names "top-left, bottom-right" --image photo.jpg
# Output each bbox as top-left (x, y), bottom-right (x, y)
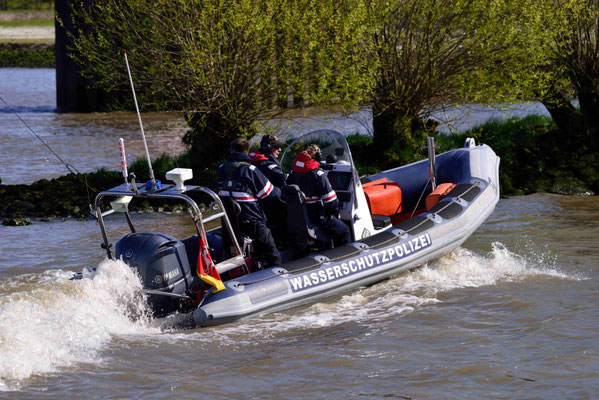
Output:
top-left (1, 69), bottom-right (598, 399)
top-left (0, 68), bottom-right (548, 185)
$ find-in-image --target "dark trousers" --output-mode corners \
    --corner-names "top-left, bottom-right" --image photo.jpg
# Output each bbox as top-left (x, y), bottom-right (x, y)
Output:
top-left (321, 215), bottom-right (351, 247)
top-left (241, 220), bottom-right (280, 268)
top-left (263, 197), bottom-right (288, 247)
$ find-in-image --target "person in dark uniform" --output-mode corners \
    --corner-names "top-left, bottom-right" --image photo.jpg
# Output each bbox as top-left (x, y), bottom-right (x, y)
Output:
top-left (249, 134), bottom-right (288, 246)
top-left (287, 144), bottom-right (351, 247)
top-left (218, 138), bottom-right (281, 267)
top-left (249, 134), bottom-right (287, 187)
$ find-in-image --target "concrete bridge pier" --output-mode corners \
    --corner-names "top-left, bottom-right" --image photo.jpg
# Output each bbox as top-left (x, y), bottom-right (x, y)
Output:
top-left (55, 0), bottom-right (104, 112)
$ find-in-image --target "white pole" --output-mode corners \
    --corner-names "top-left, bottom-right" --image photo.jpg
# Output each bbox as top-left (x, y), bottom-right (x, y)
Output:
top-left (118, 138), bottom-right (129, 189)
top-left (124, 50), bottom-right (156, 190)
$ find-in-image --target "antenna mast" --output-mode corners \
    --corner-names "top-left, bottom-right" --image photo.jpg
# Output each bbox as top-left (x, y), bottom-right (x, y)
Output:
top-left (123, 50), bottom-right (157, 190)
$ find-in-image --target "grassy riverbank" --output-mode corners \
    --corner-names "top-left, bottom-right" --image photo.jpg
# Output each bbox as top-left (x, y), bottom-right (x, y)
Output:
top-left (349, 114), bottom-right (596, 196)
top-left (0, 152), bottom-right (197, 222)
top-left (0, 42), bottom-right (54, 67)
top-left (0, 9), bottom-right (55, 67)
top-left (1, 115), bottom-right (596, 224)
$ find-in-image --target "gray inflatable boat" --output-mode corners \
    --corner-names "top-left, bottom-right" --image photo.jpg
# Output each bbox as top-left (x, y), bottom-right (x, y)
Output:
top-left (91, 130), bottom-right (500, 327)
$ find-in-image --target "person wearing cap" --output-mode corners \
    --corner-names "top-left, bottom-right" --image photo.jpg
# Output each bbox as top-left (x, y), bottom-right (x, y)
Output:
top-left (249, 134), bottom-right (289, 246)
top-left (249, 134), bottom-right (287, 187)
top-left (287, 144), bottom-right (351, 247)
top-left (218, 138), bottom-right (281, 268)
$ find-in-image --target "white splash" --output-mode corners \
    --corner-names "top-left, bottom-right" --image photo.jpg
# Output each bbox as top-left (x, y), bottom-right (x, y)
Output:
top-left (194, 242), bottom-right (578, 340)
top-left (0, 242), bottom-right (577, 386)
top-left (0, 259), bottom-right (157, 390)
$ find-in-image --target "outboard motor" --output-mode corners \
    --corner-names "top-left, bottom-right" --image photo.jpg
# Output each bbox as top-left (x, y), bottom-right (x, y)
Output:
top-left (115, 232), bottom-right (194, 317)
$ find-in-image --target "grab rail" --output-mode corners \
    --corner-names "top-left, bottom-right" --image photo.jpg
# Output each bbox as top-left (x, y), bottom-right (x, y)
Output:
top-left (93, 184), bottom-right (244, 264)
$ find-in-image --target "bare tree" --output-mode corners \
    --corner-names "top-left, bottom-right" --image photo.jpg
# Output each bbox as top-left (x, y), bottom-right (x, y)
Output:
top-left (67, 0), bottom-right (371, 167)
top-left (368, 0), bottom-right (534, 161)
top-left (542, 0), bottom-right (599, 151)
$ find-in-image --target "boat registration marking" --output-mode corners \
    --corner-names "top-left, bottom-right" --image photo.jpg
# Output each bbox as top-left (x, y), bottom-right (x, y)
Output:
top-left (289, 233), bottom-right (432, 293)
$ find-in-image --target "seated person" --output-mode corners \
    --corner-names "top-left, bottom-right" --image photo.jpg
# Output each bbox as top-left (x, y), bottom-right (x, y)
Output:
top-left (287, 144), bottom-right (350, 247)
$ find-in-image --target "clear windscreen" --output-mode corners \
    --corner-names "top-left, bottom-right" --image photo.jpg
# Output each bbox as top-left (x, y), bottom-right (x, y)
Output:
top-left (280, 130), bottom-right (352, 173)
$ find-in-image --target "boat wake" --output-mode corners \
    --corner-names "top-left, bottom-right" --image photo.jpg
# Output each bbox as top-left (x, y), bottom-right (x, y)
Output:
top-left (0, 242), bottom-right (581, 389)
top-left (200, 241), bottom-right (582, 340)
top-left (0, 259), bottom-right (158, 391)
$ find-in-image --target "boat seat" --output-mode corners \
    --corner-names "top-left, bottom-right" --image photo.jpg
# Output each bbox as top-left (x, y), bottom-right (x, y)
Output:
top-left (282, 184), bottom-right (332, 248)
top-left (363, 178), bottom-right (403, 216)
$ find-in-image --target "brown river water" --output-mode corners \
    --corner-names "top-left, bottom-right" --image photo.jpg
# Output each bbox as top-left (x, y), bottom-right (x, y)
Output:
top-left (0, 69), bottom-right (598, 399)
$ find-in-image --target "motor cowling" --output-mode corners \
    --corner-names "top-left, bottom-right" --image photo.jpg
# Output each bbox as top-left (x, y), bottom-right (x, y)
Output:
top-left (115, 232), bottom-right (194, 317)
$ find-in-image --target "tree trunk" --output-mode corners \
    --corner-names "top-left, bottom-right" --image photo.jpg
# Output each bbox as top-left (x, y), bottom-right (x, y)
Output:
top-left (185, 112), bottom-right (257, 171)
top-left (540, 88), bottom-right (584, 149)
top-left (372, 102), bottom-right (412, 154)
top-left (577, 87), bottom-right (599, 152)
top-left (541, 84), bottom-right (599, 153)
top-left (55, 0), bottom-right (108, 112)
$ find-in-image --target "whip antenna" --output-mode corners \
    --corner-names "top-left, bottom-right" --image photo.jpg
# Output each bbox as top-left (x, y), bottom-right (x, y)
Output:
top-left (123, 50), bottom-right (157, 190)
top-left (0, 94), bottom-right (95, 211)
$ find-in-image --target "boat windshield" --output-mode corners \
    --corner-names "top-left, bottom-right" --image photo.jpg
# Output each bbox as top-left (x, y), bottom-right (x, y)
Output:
top-left (280, 129), bottom-right (353, 173)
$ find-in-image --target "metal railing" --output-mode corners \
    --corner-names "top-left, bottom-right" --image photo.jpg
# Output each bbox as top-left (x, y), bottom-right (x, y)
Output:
top-left (93, 183), bottom-right (244, 265)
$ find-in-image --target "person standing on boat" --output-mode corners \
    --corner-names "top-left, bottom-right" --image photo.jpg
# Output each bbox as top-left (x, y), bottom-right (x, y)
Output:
top-left (218, 138), bottom-right (281, 268)
top-left (249, 134), bottom-right (288, 246)
top-left (249, 134), bottom-right (287, 187)
top-left (287, 144), bottom-right (351, 247)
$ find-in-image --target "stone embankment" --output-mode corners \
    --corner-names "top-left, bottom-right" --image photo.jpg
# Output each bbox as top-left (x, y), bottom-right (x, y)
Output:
top-left (0, 171), bottom-right (193, 226)
top-left (0, 172), bottom-right (121, 225)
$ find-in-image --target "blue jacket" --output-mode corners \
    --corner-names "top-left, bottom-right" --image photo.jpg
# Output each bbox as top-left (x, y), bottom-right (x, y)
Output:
top-left (249, 149), bottom-right (287, 187)
top-left (218, 152), bottom-right (281, 223)
top-left (287, 167), bottom-right (339, 223)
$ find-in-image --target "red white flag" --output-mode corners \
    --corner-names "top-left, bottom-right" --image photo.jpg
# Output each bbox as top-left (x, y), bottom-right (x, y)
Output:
top-left (197, 233), bottom-right (225, 292)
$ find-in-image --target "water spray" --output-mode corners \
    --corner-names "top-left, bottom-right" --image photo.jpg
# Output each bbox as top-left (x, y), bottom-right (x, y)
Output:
top-left (123, 50), bottom-right (157, 191)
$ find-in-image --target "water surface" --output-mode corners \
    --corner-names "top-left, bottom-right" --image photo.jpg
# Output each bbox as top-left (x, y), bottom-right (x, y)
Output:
top-left (1, 68), bottom-right (551, 185)
top-left (0, 194), bottom-right (597, 399)
top-left (0, 69), bottom-right (596, 399)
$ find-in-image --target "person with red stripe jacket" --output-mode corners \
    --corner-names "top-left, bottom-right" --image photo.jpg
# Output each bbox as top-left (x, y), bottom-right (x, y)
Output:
top-left (249, 134), bottom-right (289, 245)
top-left (287, 144), bottom-right (351, 247)
top-left (249, 135), bottom-right (287, 187)
top-left (218, 138), bottom-right (281, 267)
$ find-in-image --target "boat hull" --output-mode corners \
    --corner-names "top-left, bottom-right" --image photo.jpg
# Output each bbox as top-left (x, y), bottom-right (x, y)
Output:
top-left (194, 143), bottom-right (500, 327)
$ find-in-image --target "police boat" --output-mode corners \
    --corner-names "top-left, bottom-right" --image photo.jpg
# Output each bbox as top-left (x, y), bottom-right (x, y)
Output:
top-left (91, 129), bottom-right (500, 326)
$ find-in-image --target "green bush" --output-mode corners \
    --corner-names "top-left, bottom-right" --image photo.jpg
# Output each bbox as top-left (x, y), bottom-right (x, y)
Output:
top-left (0, 49), bottom-right (54, 67)
top-left (349, 114), bottom-right (597, 196)
top-left (464, 115), bottom-right (557, 195)
top-left (0, 1), bottom-right (53, 11)
top-left (0, 44), bottom-right (54, 67)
